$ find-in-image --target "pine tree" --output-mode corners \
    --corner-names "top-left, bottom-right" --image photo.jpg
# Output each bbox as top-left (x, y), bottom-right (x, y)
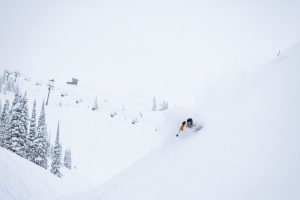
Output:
top-left (0, 78), bottom-right (3, 93)
top-left (152, 96), bottom-right (157, 111)
top-left (4, 79), bottom-right (10, 92)
top-left (64, 148), bottom-right (72, 169)
top-left (92, 96), bottom-right (99, 111)
top-left (0, 99), bottom-right (2, 117)
top-left (7, 94), bottom-right (29, 158)
top-left (27, 100), bottom-right (37, 161)
top-left (1, 70), bottom-right (6, 85)
top-left (2, 71), bottom-right (8, 95)
top-left (10, 91), bottom-right (20, 114)
top-left (20, 93), bottom-right (29, 134)
top-left (0, 100), bottom-right (10, 148)
top-left (14, 84), bottom-right (19, 94)
top-left (33, 101), bottom-right (48, 168)
top-left (3, 83), bottom-right (6, 95)
top-left (0, 100), bottom-right (2, 131)
top-left (51, 122), bottom-right (62, 177)
top-left (159, 100), bottom-right (168, 111)
top-left (50, 144), bottom-right (54, 159)
top-left (46, 133), bottom-right (51, 158)
top-left (5, 78), bottom-right (15, 93)
top-left (20, 93), bottom-right (29, 157)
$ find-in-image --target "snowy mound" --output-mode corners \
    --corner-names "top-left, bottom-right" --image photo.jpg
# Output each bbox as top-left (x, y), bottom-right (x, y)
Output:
top-left (70, 42), bottom-right (300, 200)
top-left (0, 148), bottom-right (66, 200)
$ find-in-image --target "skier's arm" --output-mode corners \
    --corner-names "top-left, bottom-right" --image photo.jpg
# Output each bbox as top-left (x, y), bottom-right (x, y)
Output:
top-left (176, 121), bottom-right (186, 137)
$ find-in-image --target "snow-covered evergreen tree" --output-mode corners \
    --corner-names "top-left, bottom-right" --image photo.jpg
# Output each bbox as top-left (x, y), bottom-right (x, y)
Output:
top-left (51, 122), bottom-right (62, 177)
top-left (50, 144), bottom-right (54, 159)
top-left (20, 93), bottom-right (29, 133)
top-left (33, 101), bottom-right (48, 168)
top-left (159, 100), bottom-right (168, 111)
top-left (46, 133), bottom-right (51, 158)
top-left (0, 100), bottom-right (10, 148)
top-left (64, 148), bottom-right (72, 169)
top-left (10, 91), bottom-right (20, 114)
top-left (0, 77), bottom-right (3, 93)
top-left (5, 78), bottom-right (15, 93)
top-left (1, 71), bottom-right (7, 94)
top-left (165, 101), bottom-right (169, 110)
top-left (4, 79), bottom-right (10, 92)
top-left (14, 84), bottom-right (19, 94)
top-left (152, 96), bottom-right (157, 111)
top-left (0, 99), bottom-right (2, 118)
top-left (0, 100), bottom-right (2, 131)
top-left (1, 70), bottom-right (6, 83)
top-left (27, 100), bottom-right (37, 161)
top-left (20, 93), bottom-right (29, 155)
top-left (7, 94), bottom-right (29, 158)
top-left (92, 96), bottom-right (99, 110)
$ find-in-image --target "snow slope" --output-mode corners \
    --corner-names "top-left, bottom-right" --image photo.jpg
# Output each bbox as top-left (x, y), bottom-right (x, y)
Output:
top-left (0, 148), bottom-right (92, 200)
top-left (70, 42), bottom-right (300, 200)
top-left (14, 77), bottom-right (162, 184)
top-left (0, 67), bottom-right (163, 198)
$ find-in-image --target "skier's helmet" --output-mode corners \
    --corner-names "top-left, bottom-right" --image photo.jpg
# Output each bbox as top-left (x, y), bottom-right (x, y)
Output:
top-left (187, 118), bottom-right (193, 126)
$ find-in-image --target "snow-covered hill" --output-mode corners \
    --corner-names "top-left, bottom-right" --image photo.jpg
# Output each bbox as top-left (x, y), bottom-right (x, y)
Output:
top-left (68, 42), bottom-right (300, 200)
top-left (0, 67), bottom-right (163, 199)
top-left (0, 147), bottom-right (92, 200)
top-left (1, 42), bottom-right (300, 200)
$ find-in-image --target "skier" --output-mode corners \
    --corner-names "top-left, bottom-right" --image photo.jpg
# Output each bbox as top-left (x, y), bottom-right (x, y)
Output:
top-left (176, 118), bottom-right (201, 137)
top-left (186, 118), bottom-right (195, 128)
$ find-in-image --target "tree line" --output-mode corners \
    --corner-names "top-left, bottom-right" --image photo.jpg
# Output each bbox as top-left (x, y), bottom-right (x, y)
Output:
top-left (0, 73), bottom-right (72, 178)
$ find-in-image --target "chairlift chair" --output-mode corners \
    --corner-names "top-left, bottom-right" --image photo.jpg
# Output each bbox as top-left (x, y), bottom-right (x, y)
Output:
top-left (67, 78), bottom-right (79, 85)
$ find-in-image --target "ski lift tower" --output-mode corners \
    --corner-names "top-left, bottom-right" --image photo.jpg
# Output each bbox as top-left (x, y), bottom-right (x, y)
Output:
top-left (13, 71), bottom-right (21, 82)
top-left (5, 70), bottom-right (13, 81)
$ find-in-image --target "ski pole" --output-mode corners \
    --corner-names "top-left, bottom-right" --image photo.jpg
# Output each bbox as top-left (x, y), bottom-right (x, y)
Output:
top-left (176, 121), bottom-right (186, 137)
top-left (176, 130), bottom-right (180, 137)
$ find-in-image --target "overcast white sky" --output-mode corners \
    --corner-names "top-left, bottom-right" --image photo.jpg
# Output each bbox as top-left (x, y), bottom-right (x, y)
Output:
top-left (0, 0), bottom-right (299, 104)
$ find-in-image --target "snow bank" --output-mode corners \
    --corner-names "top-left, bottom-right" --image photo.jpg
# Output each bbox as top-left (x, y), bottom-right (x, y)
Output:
top-left (0, 148), bottom-right (64, 200)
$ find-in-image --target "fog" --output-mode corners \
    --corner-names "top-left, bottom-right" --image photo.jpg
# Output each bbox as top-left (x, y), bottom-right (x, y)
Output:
top-left (0, 0), bottom-right (299, 105)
